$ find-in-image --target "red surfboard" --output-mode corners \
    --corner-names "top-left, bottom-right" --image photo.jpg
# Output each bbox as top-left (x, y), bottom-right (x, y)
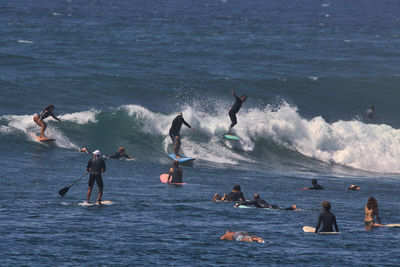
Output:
top-left (160, 174), bottom-right (186, 185)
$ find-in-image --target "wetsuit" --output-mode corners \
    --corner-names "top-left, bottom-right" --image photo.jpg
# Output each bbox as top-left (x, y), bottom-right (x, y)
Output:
top-left (315, 210), bottom-right (339, 232)
top-left (87, 157), bottom-right (106, 188)
top-left (109, 152), bottom-right (129, 159)
top-left (169, 116), bottom-right (192, 143)
top-left (310, 184), bottom-right (324, 190)
top-left (170, 166), bottom-right (182, 183)
top-left (38, 109), bottom-right (59, 121)
top-left (229, 95), bottom-right (244, 128)
top-left (228, 191), bottom-right (245, 201)
top-left (233, 231), bottom-right (251, 241)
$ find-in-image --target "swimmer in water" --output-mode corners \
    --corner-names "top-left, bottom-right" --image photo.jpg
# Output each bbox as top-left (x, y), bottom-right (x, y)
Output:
top-left (169, 112), bottom-right (195, 159)
top-left (33, 105), bottom-right (61, 138)
top-left (346, 184), bottom-right (360, 191)
top-left (220, 230), bottom-right (264, 243)
top-left (109, 147), bottom-right (133, 159)
top-left (300, 178), bottom-right (324, 190)
top-left (364, 196), bottom-right (386, 229)
top-left (228, 89), bottom-right (247, 133)
top-left (213, 184), bottom-right (245, 202)
top-left (315, 201), bottom-right (339, 233)
top-left (167, 160), bottom-right (183, 183)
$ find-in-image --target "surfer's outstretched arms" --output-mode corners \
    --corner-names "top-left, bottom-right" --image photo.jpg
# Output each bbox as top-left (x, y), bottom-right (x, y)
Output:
top-left (228, 89), bottom-right (246, 133)
top-left (33, 104), bottom-right (61, 138)
top-left (86, 150), bottom-right (106, 204)
top-left (169, 112), bottom-right (195, 159)
top-left (213, 184), bottom-right (245, 202)
top-left (168, 160), bottom-right (183, 183)
top-left (315, 201), bottom-right (339, 233)
top-left (220, 230), bottom-right (264, 243)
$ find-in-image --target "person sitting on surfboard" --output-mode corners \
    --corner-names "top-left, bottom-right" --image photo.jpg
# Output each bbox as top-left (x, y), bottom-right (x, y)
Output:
top-left (86, 150), bottom-right (106, 204)
top-left (169, 112), bottom-right (195, 159)
top-left (220, 230), bottom-right (264, 243)
top-left (235, 193), bottom-right (299, 210)
top-left (315, 201), bottom-right (339, 233)
top-left (364, 196), bottom-right (386, 229)
top-left (167, 160), bottom-right (182, 183)
top-left (300, 178), bottom-right (324, 190)
top-left (213, 184), bottom-right (245, 202)
top-left (33, 104), bottom-right (61, 138)
top-left (228, 89), bottom-right (247, 133)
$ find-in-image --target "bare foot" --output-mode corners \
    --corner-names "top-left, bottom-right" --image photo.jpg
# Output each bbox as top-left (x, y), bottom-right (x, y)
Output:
top-left (175, 154), bottom-right (181, 159)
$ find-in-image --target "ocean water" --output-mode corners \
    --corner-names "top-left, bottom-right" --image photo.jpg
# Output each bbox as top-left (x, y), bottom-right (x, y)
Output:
top-left (1, 0), bottom-right (400, 266)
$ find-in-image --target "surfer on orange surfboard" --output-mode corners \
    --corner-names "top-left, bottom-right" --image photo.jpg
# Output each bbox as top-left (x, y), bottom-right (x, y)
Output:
top-left (33, 104), bottom-right (61, 138)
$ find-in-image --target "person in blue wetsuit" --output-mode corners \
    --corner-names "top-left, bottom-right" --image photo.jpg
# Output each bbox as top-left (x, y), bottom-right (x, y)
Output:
top-left (167, 160), bottom-right (183, 183)
top-left (86, 150), bottom-right (106, 204)
top-left (169, 112), bottom-right (195, 158)
top-left (315, 201), bottom-right (339, 233)
top-left (33, 104), bottom-right (61, 138)
top-left (220, 230), bottom-right (264, 243)
top-left (228, 89), bottom-right (247, 133)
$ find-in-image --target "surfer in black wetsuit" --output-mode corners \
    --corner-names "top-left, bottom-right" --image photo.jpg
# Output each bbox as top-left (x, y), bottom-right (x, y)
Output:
top-left (300, 178), bottom-right (324, 190)
top-left (235, 193), bottom-right (299, 210)
top-left (33, 105), bottom-right (61, 138)
top-left (167, 160), bottom-right (182, 183)
top-left (213, 184), bottom-right (245, 202)
top-left (228, 89), bottom-right (247, 133)
top-left (315, 201), bottom-right (339, 233)
top-left (86, 150), bottom-right (106, 204)
top-left (169, 112), bottom-right (195, 158)
top-left (109, 146), bottom-right (133, 159)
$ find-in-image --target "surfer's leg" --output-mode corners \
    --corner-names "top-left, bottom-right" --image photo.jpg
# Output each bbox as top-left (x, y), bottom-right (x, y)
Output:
top-left (87, 175), bottom-right (95, 203)
top-left (213, 193), bottom-right (222, 201)
top-left (229, 111), bottom-right (237, 129)
top-left (87, 186), bottom-right (93, 203)
top-left (174, 136), bottom-right (181, 158)
top-left (221, 193), bottom-right (229, 201)
top-left (41, 121), bottom-right (47, 138)
top-left (96, 176), bottom-right (103, 204)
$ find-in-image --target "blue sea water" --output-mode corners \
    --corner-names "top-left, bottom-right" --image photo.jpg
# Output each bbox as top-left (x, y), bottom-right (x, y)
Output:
top-left (1, 0), bottom-right (400, 265)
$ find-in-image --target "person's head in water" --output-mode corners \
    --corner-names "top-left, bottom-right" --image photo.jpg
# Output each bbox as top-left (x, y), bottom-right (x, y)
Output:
top-left (312, 179), bottom-right (318, 185)
top-left (322, 201), bottom-right (331, 211)
top-left (370, 105), bottom-right (375, 110)
top-left (118, 146), bottom-right (125, 154)
top-left (233, 184), bottom-right (241, 191)
top-left (253, 193), bottom-right (260, 199)
top-left (367, 196), bottom-right (378, 210)
top-left (45, 104), bottom-right (55, 112)
top-left (241, 95), bottom-right (247, 102)
top-left (173, 160), bottom-right (179, 167)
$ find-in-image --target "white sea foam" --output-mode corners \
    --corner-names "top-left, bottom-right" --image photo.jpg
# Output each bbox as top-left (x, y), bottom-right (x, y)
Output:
top-left (17, 40), bottom-right (33, 44)
top-left (59, 109), bottom-right (98, 124)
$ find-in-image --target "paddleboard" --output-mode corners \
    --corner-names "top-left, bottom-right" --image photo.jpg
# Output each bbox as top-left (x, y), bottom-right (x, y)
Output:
top-left (168, 153), bottom-right (195, 163)
top-left (223, 134), bottom-right (239, 141)
top-left (36, 136), bottom-right (56, 142)
top-left (303, 226), bottom-right (340, 234)
top-left (79, 200), bottom-right (114, 206)
top-left (160, 174), bottom-right (186, 185)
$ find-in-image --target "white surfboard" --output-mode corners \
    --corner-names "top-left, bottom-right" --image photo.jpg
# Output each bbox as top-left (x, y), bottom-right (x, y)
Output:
top-left (303, 226), bottom-right (340, 234)
top-left (79, 200), bottom-right (114, 206)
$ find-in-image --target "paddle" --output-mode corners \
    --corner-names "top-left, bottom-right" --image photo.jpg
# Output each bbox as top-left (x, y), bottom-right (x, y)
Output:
top-left (58, 172), bottom-right (89, 196)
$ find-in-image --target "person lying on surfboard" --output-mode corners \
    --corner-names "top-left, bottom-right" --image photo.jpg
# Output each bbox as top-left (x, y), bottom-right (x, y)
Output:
top-left (169, 112), bottom-right (195, 159)
top-left (167, 160), bottom-right (183, 183)
top-left (220, 230), bottom-right (264, 243)
top-left (33, 104), bottom-right (61, 138)
top-left (300, 178), bottom-right (324, 190)
top-left (235, 193), bottom-right (299, 210)
top-left (315, 201), bottom-right (339, 233)
top-left (364, 196), bottom-right (386, 229)
top-left (213, 184), bottom-right (245, 202)
top-left (228, 89), bottom-right (247, 134)
top-left (79, 147), bottom-right (133, 159)
top-left (346, 184), bottom-right (360, 191)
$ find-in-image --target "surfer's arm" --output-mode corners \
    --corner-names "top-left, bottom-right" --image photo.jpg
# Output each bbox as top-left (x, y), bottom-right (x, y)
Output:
top-left (167, 168), bottom-right (173, 183)
top-left (315, 214), bottom-right (322, 233)
top-left (375, 210), bottom-right (382, 224)
top-left (182, 118), bottom-right (193, 130)
top-left (50, 112), bottom-right (61, 121)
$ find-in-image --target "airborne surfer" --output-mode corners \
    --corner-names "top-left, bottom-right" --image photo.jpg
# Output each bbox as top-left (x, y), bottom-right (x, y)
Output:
top-left (169, 112), bottom-right (195, 159)
top-left (228, 89), bottom-right (247, 133)
top-left (33, 104), bottom-right (61, 138)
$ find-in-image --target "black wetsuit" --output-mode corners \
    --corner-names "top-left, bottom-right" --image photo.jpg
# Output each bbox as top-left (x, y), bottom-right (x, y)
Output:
top-left (229, 95), bottom-right (244, 128)
top-left (315, 210), bottom-right (339, 232)
top-left (228, 191), bottom-right (245, 201)
top-left (240, 197), bottom-right (289, 210)
top-left (170, 166), bottom-right (182, 183)
top-left (310, 184), bottom-right (324, 190)
top-left (38, 109), bottom-right (59, 121)
top-left (169, 116), bottom-right (192, 143)
top-left (87, 156), bottom-right (106, 188)
top-left (109, 152), bottom-right (130, 159)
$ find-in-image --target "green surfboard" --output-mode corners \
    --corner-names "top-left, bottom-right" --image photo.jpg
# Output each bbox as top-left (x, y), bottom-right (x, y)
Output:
top-left (223, 134), bottom-right (239, 141)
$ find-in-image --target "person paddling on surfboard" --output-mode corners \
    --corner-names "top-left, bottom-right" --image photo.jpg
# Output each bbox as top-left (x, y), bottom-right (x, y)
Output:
top-left (169, 112), bottom-right (195, 159)
top-left (220, 230), bottom-right (264, 243)
top-left (228, 89), bottom-right (247, 134)
top-left (235, 193), bottom-right (298, 210)
top-left (300, 178), bottom-right (324, 190)
top-left (167, 160), bottom-right (183, 183)
top-left (315, 201), bottom-right (339, 233)
top-left (33, 104), bottom-right (61, 138)
top-left (86, 150), bottom-right (106, 204)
